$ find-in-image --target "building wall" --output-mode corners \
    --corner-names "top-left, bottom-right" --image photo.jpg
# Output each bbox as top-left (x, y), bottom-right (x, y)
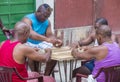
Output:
top-left (36, 0), bottom-right (120, 42)
top-left (95, 0), bottom-right (120, 33)
top-left (55, 0), bottom-right (94, 29)
top-left (55, 0), bottom-right (120, 33)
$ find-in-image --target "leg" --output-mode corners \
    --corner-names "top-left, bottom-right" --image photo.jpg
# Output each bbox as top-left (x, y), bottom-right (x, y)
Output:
top-left (72, 66), bottom-right (91, 78)
top-left (34, 61), bottom-right (39, 72)
top-left (44, 60), bottom-right (57, 76)
top-left (28, 59), bottom-right (39, 72)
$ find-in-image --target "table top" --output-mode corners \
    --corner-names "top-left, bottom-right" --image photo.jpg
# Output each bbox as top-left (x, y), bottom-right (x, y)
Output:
top-left (38, 46), bottom-right (84, 61)
top-left (51, 46), bottom-right (74, 61)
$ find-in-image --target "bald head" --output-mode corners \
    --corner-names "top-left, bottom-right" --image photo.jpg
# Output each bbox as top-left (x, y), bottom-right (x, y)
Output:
top-left (96, 25), bottom-right (111, 38)
top-left (14, 21), bottom-right (30, 43)
top-left (14, 21), bottom-right (30, 34)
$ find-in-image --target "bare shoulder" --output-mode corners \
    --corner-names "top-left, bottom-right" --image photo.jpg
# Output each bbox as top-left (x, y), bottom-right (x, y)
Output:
top-left (14, 43), bottom-right (34, 55)
top-left (22, 17), bottom-right (32, 25)
top-left (0, 41), bottom-right (5, 48)
top-left (17, 44), bottom-right (34, 52)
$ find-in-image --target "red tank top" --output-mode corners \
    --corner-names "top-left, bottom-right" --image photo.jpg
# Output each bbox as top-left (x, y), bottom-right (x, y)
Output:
top-left (0, 40), bottom-right (28, 82)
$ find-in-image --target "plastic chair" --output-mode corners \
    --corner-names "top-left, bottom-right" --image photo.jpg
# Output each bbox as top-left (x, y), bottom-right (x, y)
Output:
top-left (0, 66), bottom-right (43, 82)
top-left (76, 65), bottom-right (120, 82)
top-left (0, 19), bottom-right (14, 39)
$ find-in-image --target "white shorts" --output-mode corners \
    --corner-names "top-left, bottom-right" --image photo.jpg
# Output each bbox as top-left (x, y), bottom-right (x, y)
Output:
top-left (25, 41), bottom-right (53, 49)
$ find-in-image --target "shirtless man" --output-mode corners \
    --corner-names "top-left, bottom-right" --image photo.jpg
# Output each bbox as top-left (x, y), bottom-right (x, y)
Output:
top-left (72, 25), bottom-right (120, 82)
top-left (0, 21), bottom-right (54, 82)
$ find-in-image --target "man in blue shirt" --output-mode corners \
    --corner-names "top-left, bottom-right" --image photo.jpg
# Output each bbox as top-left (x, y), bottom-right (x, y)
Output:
top-left (22, 4), bottom-right (62, 76)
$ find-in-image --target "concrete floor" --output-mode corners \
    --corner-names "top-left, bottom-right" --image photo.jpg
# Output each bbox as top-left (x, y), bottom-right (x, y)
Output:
top-left (52, 60), bottom-right (82, 82)
top-left (28, 60), bottom-right (83, 82)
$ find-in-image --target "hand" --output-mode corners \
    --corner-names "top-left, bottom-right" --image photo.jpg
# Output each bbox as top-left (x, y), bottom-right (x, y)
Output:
top-left (45, 48), bottom-right (52, 54)
top-left (80, 46), bottom-right (89, 51)
top-left (46, 38), bottom-right (57, 45)
top-left (54, 39), bottom-right (63, 47)
top-left (70, 41), bottom-right (79, 49)
top-left (46, 37), bottom-right (63, 47)
top-left (71, 48), bottom-right (78, 58)
top-left (33, 47), bottom-right (39, 51)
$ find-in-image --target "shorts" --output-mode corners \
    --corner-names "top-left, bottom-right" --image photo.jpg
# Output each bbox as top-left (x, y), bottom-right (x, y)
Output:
top-left (84, 59), bottom-right (95, 72)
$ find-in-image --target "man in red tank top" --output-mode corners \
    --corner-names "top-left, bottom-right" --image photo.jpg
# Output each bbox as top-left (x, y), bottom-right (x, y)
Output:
top-left (0, 21), bottom-right (55, 82)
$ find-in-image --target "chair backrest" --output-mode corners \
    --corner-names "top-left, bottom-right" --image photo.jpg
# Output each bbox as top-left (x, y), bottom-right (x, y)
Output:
top-left (94, 65), bottom-right (120, 82)
top-left (0, 19), bottom-right (14, 39)
top-left (0, 66), bottom-right (44, 82)
top-left (0, 66), bottom-right (14, 82)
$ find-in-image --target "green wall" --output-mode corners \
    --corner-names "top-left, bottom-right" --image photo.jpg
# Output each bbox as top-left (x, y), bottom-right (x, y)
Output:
top-left (0, 0), bottom-right (35, 41)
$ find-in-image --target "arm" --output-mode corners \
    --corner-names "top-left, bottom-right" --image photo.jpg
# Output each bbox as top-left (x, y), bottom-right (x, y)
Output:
top-left (22, 45), bottom-right (52, 62)
top-left (46, 21), bottom-right (63, 47)
top-left (22, 18), bottom-right (62, 46)
top-left (71, 45), bottom-right (108, 61)
top-left (22, 18), bottom-right (51, 42)
top-left (78, 32), bottom-right (95, 46)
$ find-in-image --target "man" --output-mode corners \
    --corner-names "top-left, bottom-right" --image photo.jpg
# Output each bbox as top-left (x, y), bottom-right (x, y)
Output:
top-left (22, 3), bottom-right (62, 48)
top-left (72, 17), bottom-right (120, 77)
top-left (72, 25), bottom-right (120, 82)
top-left (0, 21), bottom-right (54, 82)
top-left (22, 4), bottom-right (62, 75)
top-left (78, 17), bottom-right (119, 46)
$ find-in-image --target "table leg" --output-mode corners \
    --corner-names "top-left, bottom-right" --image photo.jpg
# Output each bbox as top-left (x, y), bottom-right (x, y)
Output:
top-left (74, 60), bottom-right (78, 69)
top-left (58, 62), bottom-right (63, 82)
top-left (69, 60), bottom-right (74, 82)
top-left (63, 61), bottom-right (67, 82)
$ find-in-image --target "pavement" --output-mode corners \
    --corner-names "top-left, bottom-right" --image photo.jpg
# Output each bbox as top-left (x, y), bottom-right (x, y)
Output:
top-left (28, 60), bottom-right (83, 82)
top-left (53, 60), bottom-right (82, 82)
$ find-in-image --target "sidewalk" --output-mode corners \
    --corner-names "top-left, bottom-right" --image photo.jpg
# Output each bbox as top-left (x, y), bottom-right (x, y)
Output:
top-left (53, 60), bottom-right (82, 82)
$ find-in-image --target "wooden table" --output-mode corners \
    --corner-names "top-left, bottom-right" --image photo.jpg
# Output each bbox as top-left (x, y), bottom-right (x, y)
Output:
top-left (38, 46), bottom-right (83, 82)
top-left (51, 46), bottom-right (77, 82)
top-left (51, 46), bottom-right (74, 60)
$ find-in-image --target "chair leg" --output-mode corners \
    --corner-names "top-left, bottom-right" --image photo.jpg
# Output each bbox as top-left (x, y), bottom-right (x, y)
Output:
top-left (52, 72), bottom-right (55, 78)
top-left (38, 76), bottom-right (43, 82)
top-left (34, 61), bottom-right (39, 72)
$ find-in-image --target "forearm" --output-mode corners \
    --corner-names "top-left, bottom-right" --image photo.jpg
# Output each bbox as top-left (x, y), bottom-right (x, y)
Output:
top-left (32, 51), bottom-right (51, 63)
top-left (29, 33), bottom-right (50, 42)
top-left (72, 47), bottom-right (94, 60)
top-left (78, 38), bottom-right (94, 46)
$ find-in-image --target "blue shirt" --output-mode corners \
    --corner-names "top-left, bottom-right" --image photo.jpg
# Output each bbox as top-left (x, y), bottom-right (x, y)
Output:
top-left (25, 13), bottom-right (49, 44)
